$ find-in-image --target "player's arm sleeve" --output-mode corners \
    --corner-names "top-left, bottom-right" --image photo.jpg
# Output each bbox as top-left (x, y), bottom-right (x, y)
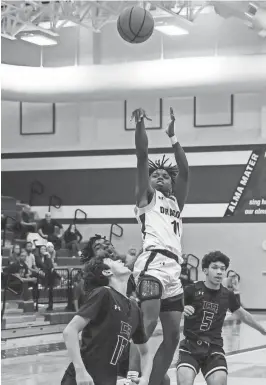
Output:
top-left (172, 142), bottom-right (189, 212)
top-left (77, 286), bottom-right (110, 321)
top-left (228, 291), bottom-right (241, 313)
top-left (131, 307), bottom-right (148, 345)
top-left (184, 285), bottom-right (194, 305)
top-left (135, 119), bottom-right (154, 206)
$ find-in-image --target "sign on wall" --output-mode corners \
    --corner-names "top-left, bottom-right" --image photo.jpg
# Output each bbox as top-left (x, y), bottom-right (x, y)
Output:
top-left (224, 148), bottom-right (266, 220)
top-left (20, 103), bottom-right (55, 135)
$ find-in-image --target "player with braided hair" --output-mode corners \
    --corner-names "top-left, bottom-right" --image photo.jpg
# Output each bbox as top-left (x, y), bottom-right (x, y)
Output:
top-left (127, 107), bottom-right (189, 385)
top-left (62, 249), bottom-right (153, 385)
top-left (80, 234), bottom-right (118, 265)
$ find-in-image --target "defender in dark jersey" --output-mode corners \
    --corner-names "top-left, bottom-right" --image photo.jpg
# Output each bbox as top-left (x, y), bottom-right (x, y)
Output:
top-left (176, 251), bottom-right (266, 385)
top-left (62, 249), bottom-right (152, 385)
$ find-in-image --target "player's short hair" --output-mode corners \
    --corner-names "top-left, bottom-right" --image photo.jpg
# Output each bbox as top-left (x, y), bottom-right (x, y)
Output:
top-left (83, 254), bottom-right (111, 291)
top-left (148, 155), bottom-right (178, 185)
top-left (201, 251), bottom-right (230, 270)
top-left (81, 234), bottom-right (109, 265)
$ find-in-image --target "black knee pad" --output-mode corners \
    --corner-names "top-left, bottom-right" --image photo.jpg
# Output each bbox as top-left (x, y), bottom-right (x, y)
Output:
top-left (136, 274), bottom-right (162, 302)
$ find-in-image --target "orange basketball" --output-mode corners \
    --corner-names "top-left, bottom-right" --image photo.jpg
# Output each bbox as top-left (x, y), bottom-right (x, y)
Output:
top-left (117, 6), bottom-right (154, 44)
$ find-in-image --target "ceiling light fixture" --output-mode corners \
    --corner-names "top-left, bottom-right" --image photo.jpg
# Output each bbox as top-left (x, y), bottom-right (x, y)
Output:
top-left (20, 34), bottom-right (58, 46)
top-left (155, 25), bottom-right (189, 36)
top-left (38, 20), bottom-right (77, 29)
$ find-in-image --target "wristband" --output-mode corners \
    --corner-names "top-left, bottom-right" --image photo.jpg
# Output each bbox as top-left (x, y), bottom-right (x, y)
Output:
top-left (170, 135), bottom-right (178, 146)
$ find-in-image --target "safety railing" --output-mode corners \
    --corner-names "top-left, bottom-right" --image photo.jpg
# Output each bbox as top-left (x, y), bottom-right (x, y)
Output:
top-left (29, 180), bottom-right (44, 206)
top-left (36, 268), bottom-right (70, 307)
top-left (109, 223), bottom-right (124, 244)
top-left (35, 268), bottom-right (83, 310)
top-left (1, 273), bottom-right (25, 324)
top-left (74, 209), bottom-right (87, 223)
top-left (48, 194), bottom-right (62, 212)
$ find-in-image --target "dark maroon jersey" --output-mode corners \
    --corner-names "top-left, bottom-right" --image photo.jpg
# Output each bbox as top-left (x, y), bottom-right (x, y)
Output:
top-left (77, 286), bottom-right (147, 384)
top-left (183, 281), bottom-right (240, 347)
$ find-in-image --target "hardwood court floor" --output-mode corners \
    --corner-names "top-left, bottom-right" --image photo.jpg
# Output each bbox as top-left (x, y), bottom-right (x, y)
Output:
top-left (2, 315), bottom-right (266, 385)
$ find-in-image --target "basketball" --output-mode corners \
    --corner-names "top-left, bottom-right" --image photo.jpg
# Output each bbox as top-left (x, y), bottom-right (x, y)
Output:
top-left (117, 6), bottom-right (154, 44)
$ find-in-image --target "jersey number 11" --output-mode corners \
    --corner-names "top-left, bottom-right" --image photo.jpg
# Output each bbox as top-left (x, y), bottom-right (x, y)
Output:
top-left (171, 220), bottom-right (180, 236)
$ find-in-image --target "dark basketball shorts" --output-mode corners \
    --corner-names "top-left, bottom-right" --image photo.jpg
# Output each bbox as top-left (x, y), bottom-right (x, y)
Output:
top-left (61, 362), bottom-right (117, 385)
top-left (160, 293), bottom-right (184, 312)
top-left (176, 339), bottom-right (228, 379)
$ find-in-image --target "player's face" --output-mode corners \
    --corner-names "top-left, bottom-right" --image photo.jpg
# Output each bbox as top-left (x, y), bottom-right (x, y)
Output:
top-left (104, 257), bottom-right (131, 277)
top-left (150, 169), bottom-right (172, 195)
top-left (205, 261), bottom-right (226, 286)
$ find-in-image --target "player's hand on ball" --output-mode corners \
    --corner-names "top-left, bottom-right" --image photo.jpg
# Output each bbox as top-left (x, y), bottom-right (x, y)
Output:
top-left (75, 367), bottom-right (95, 385)
top-left (183, 305), bottom-right (195, 317)
top-left (165, 107), bottom-right (175, 137)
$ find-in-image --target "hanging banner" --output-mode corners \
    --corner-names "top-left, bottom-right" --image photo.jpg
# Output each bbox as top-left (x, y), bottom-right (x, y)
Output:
top-left (224, 148), bottom-right (266, 219)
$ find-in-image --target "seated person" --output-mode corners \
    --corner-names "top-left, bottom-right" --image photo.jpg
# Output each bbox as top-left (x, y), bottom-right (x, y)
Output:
top-left (9, 244), bottom-right (22, 264)
top-left (38, 212), bottom-right (64, 250)
top-left (46, 242), bottom-right (58, 266)
top-left (64, 224), bottom-right (83, 258)
top-left (25, 241), bottom-right (38, 277)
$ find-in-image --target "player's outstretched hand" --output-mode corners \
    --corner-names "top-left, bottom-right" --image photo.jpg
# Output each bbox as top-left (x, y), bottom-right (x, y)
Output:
top-left (131, 108), bottom-right (152, 124)
top-left (75, 367), bottom-right (95, 385)
top-left (165, 107), bottom-right (175, 138)
top-left (183, 305), bottom-right (195, 317)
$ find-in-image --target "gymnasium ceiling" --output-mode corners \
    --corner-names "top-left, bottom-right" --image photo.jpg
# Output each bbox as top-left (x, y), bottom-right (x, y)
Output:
top-left (1, 1), bottom-right (266, 68)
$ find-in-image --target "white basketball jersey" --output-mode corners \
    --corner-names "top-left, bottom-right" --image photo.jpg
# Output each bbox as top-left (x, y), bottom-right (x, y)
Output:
top-left (135, 189), bottom-right (183, 263)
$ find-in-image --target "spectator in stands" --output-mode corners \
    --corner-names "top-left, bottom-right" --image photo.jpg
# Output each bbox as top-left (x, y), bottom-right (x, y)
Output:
top-left (72, 270), bottom-right (85, 312)
top-left (64, 223), bottom-right (83, 258)
top-left (9, 244), bottom-right (21, 264)
top-left (14, 204), bottom-right (37, 240)
top-left (35, 245), bottom-right (60, 311)
top-left (180, 254), bottom-right (193, 287)
top-left (46, 242), bottom-right (57, 266)
top-left (24, 241), bottom-right (38, 276)
top-left (224, 270), bottom-right (241, 304)
top-left (38, 212), bottom-right (64, 250)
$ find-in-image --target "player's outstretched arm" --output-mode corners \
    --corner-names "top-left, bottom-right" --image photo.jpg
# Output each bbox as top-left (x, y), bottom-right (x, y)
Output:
top-left (133, 108), bottom-right (154, 208)
top-left (233, 307), bottom-right (266, 335)
top-left (165, 107), bottom-right (189, 212)
top-left (63, 315), bottom-right (95, 385)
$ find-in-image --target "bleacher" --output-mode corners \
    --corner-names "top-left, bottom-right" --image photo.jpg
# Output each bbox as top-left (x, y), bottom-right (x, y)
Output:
top-left (1, 195), bottom-right (83, 329)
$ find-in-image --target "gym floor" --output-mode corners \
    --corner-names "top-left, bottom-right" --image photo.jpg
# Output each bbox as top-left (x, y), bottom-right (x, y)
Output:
top-left (2, 313), bottom-right (266, 385)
